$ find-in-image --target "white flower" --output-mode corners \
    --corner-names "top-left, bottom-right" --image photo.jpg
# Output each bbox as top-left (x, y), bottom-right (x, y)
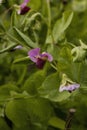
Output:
top-left (59, 83), bottom-right (80, 93)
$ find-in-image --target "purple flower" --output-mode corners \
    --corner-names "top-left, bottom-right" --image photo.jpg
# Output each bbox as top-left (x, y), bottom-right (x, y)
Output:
top-left (28, 48), bottom-right (53, 69)
top-left (59, 83), bottom-right (80, 93)
top-left (18, 0), bottom-right (30, 15)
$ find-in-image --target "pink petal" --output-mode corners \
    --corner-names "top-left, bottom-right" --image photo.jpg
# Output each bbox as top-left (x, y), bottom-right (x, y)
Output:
top-left (21, 0), bottom-right (30, 8)
top-left (41, 52), bottom-right (53, 62)
top-left (28, 48), bottom-right (40, 63)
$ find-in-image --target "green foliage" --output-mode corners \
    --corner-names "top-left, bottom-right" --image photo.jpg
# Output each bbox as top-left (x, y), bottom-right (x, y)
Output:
top-left (22, 70), bottom-right (46, 95)
top-left (48, 116), bottom-right (65, 129)
top-left (53, 11), bottom-right (73, 43)
top-left (0, 43), bottom-right (16, 54)
top-left (13, 56), bottom-right (30, 64)
top-left (14, 27), bottom-right (37, 48)
top-left (5, 97), bottom-right (54, 129)
top-left (0, 0), bottom-right (87, 130)
top-left (0, 118), bottom-right (11, 130)
top-left (39, 72), bottom-right (71, 102)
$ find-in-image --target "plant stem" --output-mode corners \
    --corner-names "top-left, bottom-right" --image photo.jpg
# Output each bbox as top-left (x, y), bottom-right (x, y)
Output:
top-left (65, 108), bottom-right (76, 130)
top-left (46, 0), bottom-right (55, 44)
top-left (50, 63), bottom-right (58, 71)
top-left (46, 0), bottom-right (51, 29)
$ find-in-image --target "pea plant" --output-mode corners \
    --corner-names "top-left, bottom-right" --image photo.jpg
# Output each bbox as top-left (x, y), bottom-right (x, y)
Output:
top-left (0, 0), bottom-right (87, 130)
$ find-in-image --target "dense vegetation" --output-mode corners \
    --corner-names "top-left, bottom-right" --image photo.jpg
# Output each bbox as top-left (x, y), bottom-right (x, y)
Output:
top-left (0, 0), bottom-right (87, 130)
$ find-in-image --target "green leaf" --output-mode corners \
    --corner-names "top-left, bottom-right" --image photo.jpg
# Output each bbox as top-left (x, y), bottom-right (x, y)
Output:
top-left (71, 40), bottom-right (87, 62)
top-left (53, 11), bottom-right (74, 43)
top-left (0, 118), bottom-right (11, 130)
top-left (0, 43), bottom-right (17, 54)
top-left (29, 0), bottom-right (41, 10)
top-left (39, 73), bottom-right (71, 102)
top-left (7, 32), bottom-right (24, 46)
top-left (47, 44), bottom-right (60, 60)
top-left (14, 27), bottom-right (38, 48)
top-left (13, 125), bottom-right (30, 130)
top-left (37, 21), bottom-right (48, 45)
top-left (57, 46), bottom-right (72, 72)
top-left (40, 0), bottom-right (48, 19)
top-left (48, 116), bottom-right (65, 129)
top-left (23, 12), bottom-right (42, 31)
top-left (26, 97), bottom-right (53, 122)
top-left (22, 70), bottom-right (46, 95)
top-left (79, 63), bottom-right (87, 85)
top-left (5, 99), bottom-right (29, 127)
top-left (0, 107), bottom-right (4, 117)
top-left (0, 84), bottom-right (19, 102)
top-left (10, 91), bottom-right (29, 99)
top-left (5, 97), bottom-right (53, 127)
top-left (13, 56), bottom-right (30, 64)
top-left (11, 11), bottom-right (20, 27)
top-left (24, 12), bottom-right (48, 45)
top-left (0, 84), bottom-right (19, 96)
top-left (0, 19), bottom-right (6, 32)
